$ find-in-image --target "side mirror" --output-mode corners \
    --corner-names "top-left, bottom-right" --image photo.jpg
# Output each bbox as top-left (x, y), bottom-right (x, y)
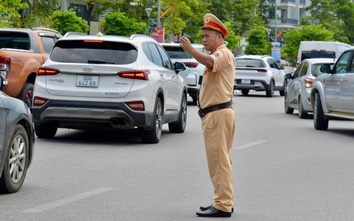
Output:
top-left (285, 73), bottom-right (294, 80)
top-left (320, 64), bottom-right (332, 74)
top-left (174, 62), bottom-right (186, 73)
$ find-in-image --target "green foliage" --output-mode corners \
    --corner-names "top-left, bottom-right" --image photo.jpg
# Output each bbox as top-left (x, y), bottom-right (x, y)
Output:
top-left (49, 10), bottom-right (90, 35)
top-left (281, 25), bottom-right (334, 60)
top-left (304, 0), bottom-right (354, 44)
top-left (101, 12), bottom-right (147, 36)
top-left (244, 25), bottom-right (271, 55)
top-left (20, 0), bottom-right (61, 28)
top-left (0, 0), bottom-right (27, 27)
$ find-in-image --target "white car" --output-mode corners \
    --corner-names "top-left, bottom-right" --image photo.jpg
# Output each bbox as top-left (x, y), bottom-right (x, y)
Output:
top-left (160, 43), bottom-right (208, 105)
top-left (284, 58), bottom-right (335, 118)
top-left (31, 33), bottom-right (187, 143)
top-left (234, 55), bottom-right (286, 97)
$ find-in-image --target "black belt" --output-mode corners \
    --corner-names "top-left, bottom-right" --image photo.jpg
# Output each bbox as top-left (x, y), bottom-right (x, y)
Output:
top-left (198, 100), bottom-right (233, 118)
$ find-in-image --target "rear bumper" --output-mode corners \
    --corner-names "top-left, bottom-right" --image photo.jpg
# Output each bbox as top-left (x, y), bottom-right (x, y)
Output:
top-left (31, 100), bottom-right (154, 130)
top-left (234, 79), bottom-right (269, 91)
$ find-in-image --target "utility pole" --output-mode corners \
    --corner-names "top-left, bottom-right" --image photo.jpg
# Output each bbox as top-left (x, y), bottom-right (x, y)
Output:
top-left (275, 0), bottom-right (277, 42)
top-left (157, 0), bottom-right (161, 28)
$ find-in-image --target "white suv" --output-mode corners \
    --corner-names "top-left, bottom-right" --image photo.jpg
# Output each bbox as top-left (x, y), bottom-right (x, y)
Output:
top-left (235, 55), bottom-right (286, 97)
top-left (31, 33), bottom-right (187, 143)
top-left (160, 43), bottom-right (208, 105)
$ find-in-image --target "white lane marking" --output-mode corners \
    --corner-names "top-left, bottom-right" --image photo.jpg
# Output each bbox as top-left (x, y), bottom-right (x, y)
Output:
top-left (23, 187), bottom-right (114, 213)
top-left (234, 140), bottom-right (267, 150)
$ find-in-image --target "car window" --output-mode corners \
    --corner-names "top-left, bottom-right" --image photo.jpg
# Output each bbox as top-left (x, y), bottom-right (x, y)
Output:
top-left (301, 50), bottom-right (335, 61)
top-left (335, 50), bottom-right (351, 73)
top-left (147, 43), bottom-right (163, 67)
top-left (293, 63), bottom-right (303, 78)
top-left (0, 31), bottom-right (30, 50)
top-left (300, 62), bottom-right (308, 76)
top-left (311, 64), bottom-right (330, 77)
top-left (50, 40), bottom-right (138, 64)
top-left (236, 58), bottom-right (266, 68)
top-left (163, 46), bottom-right (192, 59)
top-left (157, 45), bottom-right (173, 69)
top-left (40, 36), bottom-right (57, 53)
top-left (268, 58), bottom-right (279, 69)
top-left (350, 55), bottom-right (354, 72)
top-left (142, 43), bottom-right (153, 63)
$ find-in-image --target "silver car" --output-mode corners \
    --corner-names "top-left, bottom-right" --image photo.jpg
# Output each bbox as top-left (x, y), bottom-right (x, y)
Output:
top-left (284, 58), bottom-right (335, 118)
top-left (0, 76), bottom-right (35, 193)
top-left (32, 34), bottom-right (187, 144)
top-left (235, 55), bottom-right (286, 97)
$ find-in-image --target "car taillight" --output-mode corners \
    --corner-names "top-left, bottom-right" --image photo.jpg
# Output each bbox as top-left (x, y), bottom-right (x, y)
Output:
top-left (183, 62), bottom-right (199, 68)
top-left (118, 70), bottom-right (150, 80)
top-left (304, 78), bottom-right (314, 88)
top-left (33, 96), bottom-right (49, 106)
top-left (0, 56), bottom-right (11, 78)
top-left (38, 67), bottom-right (60, 75)
top-left (125, 101), bottom-right (145, 111)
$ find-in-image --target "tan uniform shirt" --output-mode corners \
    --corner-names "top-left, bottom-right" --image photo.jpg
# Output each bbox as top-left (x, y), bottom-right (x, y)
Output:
top-left (198, 44), bottom-right (236, 109)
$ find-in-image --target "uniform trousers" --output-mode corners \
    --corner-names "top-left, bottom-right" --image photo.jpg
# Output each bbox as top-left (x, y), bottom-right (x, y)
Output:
top-left (201, 108), bottom-right (235, 213)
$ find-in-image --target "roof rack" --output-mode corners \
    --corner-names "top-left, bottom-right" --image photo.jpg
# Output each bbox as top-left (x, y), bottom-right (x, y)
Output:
top-left (31, 27), bottom-right (60, 34)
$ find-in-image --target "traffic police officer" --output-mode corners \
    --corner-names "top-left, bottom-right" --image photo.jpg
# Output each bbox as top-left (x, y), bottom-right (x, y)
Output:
top-left (180, 13), bottom-right (236, 218)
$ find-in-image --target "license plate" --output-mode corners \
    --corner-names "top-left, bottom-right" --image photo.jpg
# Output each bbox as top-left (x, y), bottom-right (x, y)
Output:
top-left (76, 75), bottom-right (99, 88)
top-left (241, 79), bottom-right (251, 84)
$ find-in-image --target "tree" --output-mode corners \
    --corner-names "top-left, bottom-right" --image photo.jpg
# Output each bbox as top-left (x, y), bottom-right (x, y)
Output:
top-left (161, 0), bottom-right (209, 42)
top-left (244, 25), bottom-right (271, 55)
top-left (208, 0), bottom-right (263, 36)
top-left (281, 25), bottom-right (334, 62)
top-left (101, 12), bottom-right (147, 36)
top-left (71, 0), bottom-right (114, 34)
top-left (304, 0), bottom-right (354, 44)
top-left (19, 0), bottom-right (61, 28)
top-left (0, 0), bottom-right (27, 27)
top-left (49, 9), bottom-right (90, 35)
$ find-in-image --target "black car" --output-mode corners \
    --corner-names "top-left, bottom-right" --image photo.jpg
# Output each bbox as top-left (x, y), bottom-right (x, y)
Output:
top-left (0, 77), bottom-right (35, 193)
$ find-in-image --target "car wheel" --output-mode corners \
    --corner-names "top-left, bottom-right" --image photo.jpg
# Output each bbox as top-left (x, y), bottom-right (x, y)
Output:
top-left (284, 93), bottom-right (294, 114)
top-left (266, 81), bottom-right (274, 97)
top-left (35, 124), bottom-right (58, 138)
top-left (19, 83), bottom-right (34, 107)
top-left (169, 93), bottom-right (187, 133)
top-left (313, 92), bottom-right (328, 130)
top-left (140, 97), bottom-right (163, 143)
top-left (0, 125), bottom-right (29, 193)
top-left (241, 89), bottom-right (249, 95)
top-left (298, 97), bottom-right (308, 119)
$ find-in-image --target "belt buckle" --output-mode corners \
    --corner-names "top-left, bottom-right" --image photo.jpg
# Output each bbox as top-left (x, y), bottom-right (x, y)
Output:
top-left (198, 109), bottom-right (205, 118)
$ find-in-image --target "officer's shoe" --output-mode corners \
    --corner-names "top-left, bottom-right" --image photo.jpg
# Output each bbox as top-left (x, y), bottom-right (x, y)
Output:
top-left (199, 204), bottom-right (234, 213)
top-left (196, 206), bottom-right (232, 217)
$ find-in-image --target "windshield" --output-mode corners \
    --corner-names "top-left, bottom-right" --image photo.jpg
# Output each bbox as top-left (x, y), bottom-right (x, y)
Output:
top-left (301, 50), bottom-right (335, 61)
top-left (236, 58), bottom-right (266, 68)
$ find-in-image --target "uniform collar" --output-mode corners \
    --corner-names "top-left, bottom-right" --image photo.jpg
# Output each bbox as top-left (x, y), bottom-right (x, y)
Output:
top-left (209, 43), bottom-right (227, 55)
